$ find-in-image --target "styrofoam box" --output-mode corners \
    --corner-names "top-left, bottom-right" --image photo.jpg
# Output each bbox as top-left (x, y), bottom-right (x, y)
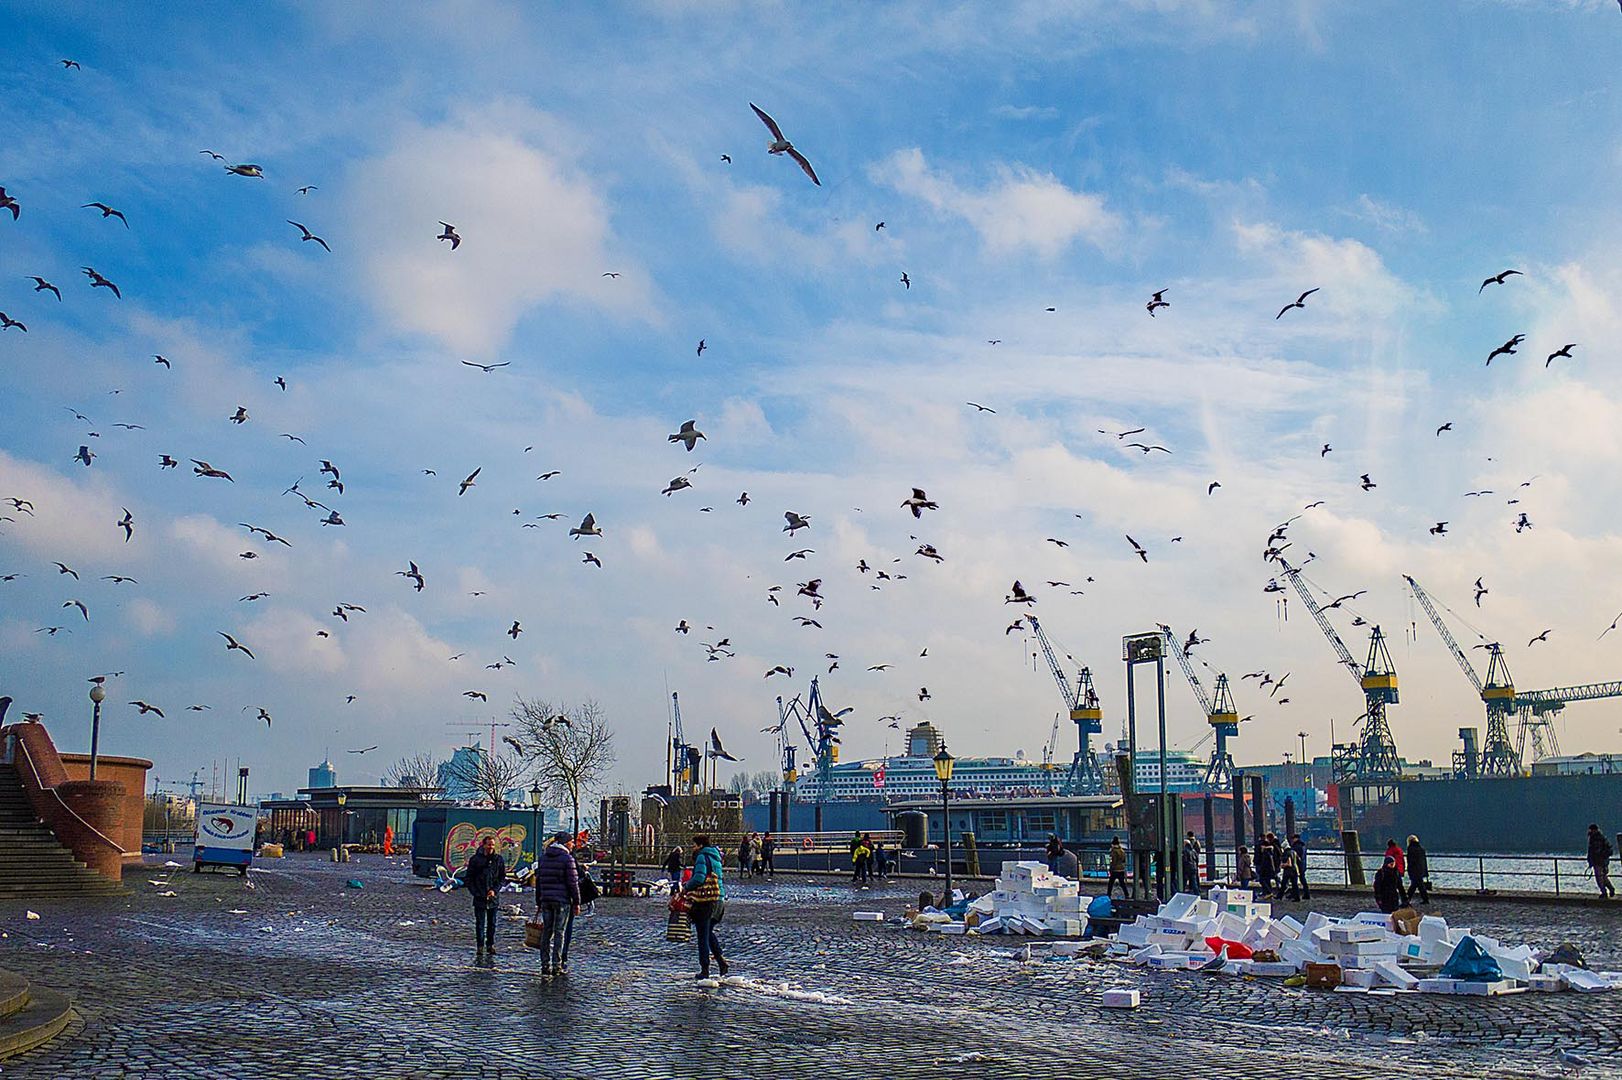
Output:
top-left (1249, 962), bottom-right (1299, 977)
top-left (1211, 888), bottom-right (1252, 906)
top-left (1251, 903), bottom-right (1271, 919)
top-left (1452, 980), bottom-right (1516, 996)
top-left (1527, 974), bottom-right (1564, 992)
top-left (1161, 893), bottom-right (1200, 921)
top-left (1116, 924), bottom-right (1152, 946)
top-left (1353, 912), bottom-right (1394, 930)
top-left (1417, 916), bottom-right (1449, 944)
top-left (1374, 960), bottom-right (1418, 989)
top-left (1341, 968), bottom-right (1379, 988)
top-left (940, 923), bottom-right (967, 936)
top-left (1327, 925), bottom-right (1385, 943)
top-left (852, 911), bottom-right (885, 921)
top-left (1101, 988), bottom-right (1140, 1009)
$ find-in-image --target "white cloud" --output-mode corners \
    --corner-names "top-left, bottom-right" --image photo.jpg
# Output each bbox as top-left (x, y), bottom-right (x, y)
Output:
top-left (126, 598), bottom-right (176, 637)
top-left (1341, 194), bottom-right (1427, 236)
top-left (991, 104), bottom-right (1059, 121)
top-left (875, 148), bottom-right (1121, 257)
top-left (341, 100), bottom-right (656, 356)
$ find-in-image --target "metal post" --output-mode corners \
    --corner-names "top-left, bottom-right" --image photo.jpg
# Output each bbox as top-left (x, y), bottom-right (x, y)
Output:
top-left (88, 697), bottom-right (102, 780)
top-left (1155, 655), bottom-right (1169, 900)
top-left (1231, 774), bottom-right (1246, 871)
top-left (941, 781), bottom-right (953, 902)
top-left (1249, 775), bottom-right (1265, 854)
top-left (1478, 856), bottom-right (1485, 893)
top-left (1554, 857), bottom-right (1560, 897)
top-left (1202, 795), bottom-right (1216, 883)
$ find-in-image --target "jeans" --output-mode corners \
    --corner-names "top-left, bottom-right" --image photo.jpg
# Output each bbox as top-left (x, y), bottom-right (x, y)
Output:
top-left (689, 900), bottom-right (724, 974)
top-left (473, 902), bottom-right (495, 950)
top-left (560, 904), bottom-right (577, 964)
top-left (537, 900), bottom-right (566, 969)
top-left (761, 853), bottom-right (773, 876)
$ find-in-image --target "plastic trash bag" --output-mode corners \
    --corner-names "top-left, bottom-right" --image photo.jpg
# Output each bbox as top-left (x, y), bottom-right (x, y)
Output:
top-left (1439, 936), bottom-right (1502, 981)
top-left (1204, 937), bottom-right (1254, 960)
top-left (1541, 943), bottom-right (1587, 971)
top-left (1087, 895), bottom-right (1113, 918)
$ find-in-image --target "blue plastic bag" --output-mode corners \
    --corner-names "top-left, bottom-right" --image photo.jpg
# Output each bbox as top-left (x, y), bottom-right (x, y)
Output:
top-left (1087, 895), bottom-right (1113, 918)
top-left (1439, 936), bottom-right (1502, 981)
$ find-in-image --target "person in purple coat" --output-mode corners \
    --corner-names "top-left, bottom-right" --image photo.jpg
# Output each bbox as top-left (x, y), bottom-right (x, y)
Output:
top-left (534, 831), bottom-right (581, 978)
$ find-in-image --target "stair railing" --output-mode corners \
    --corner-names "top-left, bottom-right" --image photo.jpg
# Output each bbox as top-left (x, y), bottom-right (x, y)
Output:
top-left (7, 731), bottom-right (126, 856)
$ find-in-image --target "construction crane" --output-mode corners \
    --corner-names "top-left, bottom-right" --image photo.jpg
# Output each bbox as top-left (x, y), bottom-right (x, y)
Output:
top-left (1158, 625), bottom-right (1241, 792)
top-left (779, 677), bottom-right (846, 830)
top-left (1025, 615), bottom-right (1106, 795)
top-left (668, 692), bottom-right (701, 795)
top-left (1403, 575), bottom-right (1520, 776)
top-left (1511, 681), bottom-right (1622, 762)
top-left (1276, 557), bottom-right (1401, 800)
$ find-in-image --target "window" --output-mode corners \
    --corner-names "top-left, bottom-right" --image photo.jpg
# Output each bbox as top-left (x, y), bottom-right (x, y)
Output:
top-left (979, 811), bottom-right (1008, 833)
top-left (1026, 811), bottom-right (1056, 834)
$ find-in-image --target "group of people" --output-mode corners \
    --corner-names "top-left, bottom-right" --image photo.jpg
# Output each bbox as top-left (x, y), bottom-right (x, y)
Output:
top-left (1233, 832), bottom-right (1313, 902)
top-left (850, 831), bottom-right (891, 883)
top-left (736, 832), bottom-right (776, 878)
top-left (464, 830), bottom-right (596, 978)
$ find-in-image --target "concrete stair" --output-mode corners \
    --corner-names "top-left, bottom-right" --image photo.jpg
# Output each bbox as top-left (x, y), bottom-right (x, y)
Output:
top-left (0, 970), bottom-right (73, 1060)
top-left (0, 765), bottom-right (122, 897)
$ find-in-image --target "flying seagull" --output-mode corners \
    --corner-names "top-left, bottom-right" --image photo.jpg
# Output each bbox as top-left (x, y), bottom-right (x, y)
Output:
top-left (783, 511), bottom-right (810, 535)
top-left (286, 220), bottom-right (330, 251)
top-left (29, 277), bottom-right (60, 300)
top-left (129, 700), bottom-right (165, 717)
top-left (570, 513), bottom-right (602, 539)
top-left (1275, 288), bottom-right (1319, 319)
top-left (82, 202), bottom-right (129, 227)
top-left (749, 103), bottom-right (820, 186)
top-left (966, 402), bottom-right (995, 413)
top-left (708, 729), bottom-right (739, 762)
top-left (1146, 289), bottom-right (1169, 316)
top-left (458, 467), bottom-right (480, 496)
top-left (461, 361), bottom-right (510, 373)
top-left (901, 488), bottom-right (937, 518)
top-left (438, 222), bottom-right (461, 249)
top-left (1478, 269), bottom-right (1522, 293)
top-left (225, 164), bottom-right (265, 177)
top-left (1486, 334), bottom-right (1524, 366)
top-left (1545, 344), bottom-right (1577, 368)
top-left (218, 632), bottom-right (255, 659)
top-left (669, 420), bottom-right (706, 451)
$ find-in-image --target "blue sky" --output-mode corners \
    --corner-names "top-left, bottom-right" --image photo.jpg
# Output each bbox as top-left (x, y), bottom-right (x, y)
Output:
top-left (3, 1), bottom-right (1622, 799)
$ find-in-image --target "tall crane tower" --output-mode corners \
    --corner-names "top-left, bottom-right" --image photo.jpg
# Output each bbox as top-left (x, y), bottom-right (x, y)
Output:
top-left (1277, 557), bottom-right (1401, 803)
top-left (668, 692), bottom-right (701, 795)
top-left (1511, 680), bottom-right (1622, 761)
top-left (1159, 626), bottom-right (1242, 792)
top-left (1403, 575), bottom-right (1520, 776)
top-left (1025, 615), bottom-right (1106, 795)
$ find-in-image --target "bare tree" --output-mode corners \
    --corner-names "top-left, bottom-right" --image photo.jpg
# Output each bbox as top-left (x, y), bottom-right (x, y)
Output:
top-left (439, 744), bottom-right (528, 807)
top-left (384, 752), bottom-right (447, 792)
top-left (513, 697), bottom-right (616, 835)
top-left (750, 770), bottom-right (780, 796)
top-left (727, 771), bottom-right (752, 795)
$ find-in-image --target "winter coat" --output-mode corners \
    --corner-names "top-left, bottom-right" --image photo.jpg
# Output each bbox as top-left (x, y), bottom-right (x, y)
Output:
top-left (1289, 837), bottom-right (1308, 873)
top-left (1406, 840), bottom-right (1429, 881)
top-left (1385, 843), bottom-right (1407, 875)
top-left (686, 844), bottom-right (726, 899)
top-left (1255, 844), bottom-right (1277, 878)
top-left (1373, 865), bottom-right (1404, 913)
top-left (1056, 848), bottom-right (1080, 879)
top-left (464, 849), bottom-right (506, 904)
top-left (663, 850), bottom-right (683, 878)
top-left (1589, 831), bottom-right (1613, 868)
top-left (760, 836), bottom-right (775, 857)
top-left (1109, 844), bottom-right (1127, 873)
top-left (1236, 850), bottom-right (1253, 880)
top-left (534, 843), bottom-right (581, 906)
top-left (738, 839), bottom-right (753, 864)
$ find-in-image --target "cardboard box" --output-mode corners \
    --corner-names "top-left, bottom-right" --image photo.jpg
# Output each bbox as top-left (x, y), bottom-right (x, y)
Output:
top-left (1101, 988), bottom-right (1140, 1008)
top-left (1305, 962), bottom-right (1343, 989)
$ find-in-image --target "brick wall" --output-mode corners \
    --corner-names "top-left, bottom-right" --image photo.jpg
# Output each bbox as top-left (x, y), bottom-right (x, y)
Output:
top-left (62, 753), bottom-right (151, 860)
top-left (6, 722), bottom-right (128, 881)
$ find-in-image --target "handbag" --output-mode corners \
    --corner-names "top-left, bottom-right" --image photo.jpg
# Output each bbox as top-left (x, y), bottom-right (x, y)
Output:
top-left (578, 870), bottom-right (602, 904)
top-left (687, 875), bottom-right (720, 903)
top-left (665, 907), bottom-right (692, 942)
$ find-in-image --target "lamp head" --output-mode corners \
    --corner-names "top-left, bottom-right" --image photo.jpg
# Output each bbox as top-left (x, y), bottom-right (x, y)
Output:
top-left (89, 683), bottom-right (106, 704)
top-left (932, 745), bottom-right (955, 783)
top-left (529, 783), bottom-right (544, 807)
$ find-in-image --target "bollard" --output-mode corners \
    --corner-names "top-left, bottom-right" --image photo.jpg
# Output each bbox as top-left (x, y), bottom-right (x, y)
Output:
top-left (330, 847), bottom-right (339, 862)
top-left (1341, 830), bottom-right (1365, 886)
top-left (961, 832), bottom-right (980, 879)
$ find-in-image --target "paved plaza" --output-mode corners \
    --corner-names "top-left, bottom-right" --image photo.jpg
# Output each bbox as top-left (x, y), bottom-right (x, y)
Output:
top-left (0, 853), bottom-right (1617, 1078)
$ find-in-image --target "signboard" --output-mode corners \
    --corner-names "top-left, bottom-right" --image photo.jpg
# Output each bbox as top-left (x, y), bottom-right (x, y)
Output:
top-left (195, 802), bottom-right (257, 872)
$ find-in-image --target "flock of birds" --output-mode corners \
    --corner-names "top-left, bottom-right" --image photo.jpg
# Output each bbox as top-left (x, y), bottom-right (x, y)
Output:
top-left (0, 63), bottom-right (1610, 777)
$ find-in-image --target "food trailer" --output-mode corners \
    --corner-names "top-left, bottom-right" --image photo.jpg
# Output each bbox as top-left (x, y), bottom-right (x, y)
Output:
top-left (194, 802), bottom-right (258, 875)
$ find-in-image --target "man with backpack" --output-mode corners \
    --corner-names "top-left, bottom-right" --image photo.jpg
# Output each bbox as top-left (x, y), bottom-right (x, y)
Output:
top-left (1588, 824), bottom-right (1616, 899)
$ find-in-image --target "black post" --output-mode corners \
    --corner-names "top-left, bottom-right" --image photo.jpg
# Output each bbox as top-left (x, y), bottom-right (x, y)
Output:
top-left (1284, 794), bottom-right (1296, 841)
top-left (531, 802), bottom-right (541, 865)
top-left (940, 781), bottom-right (953, 903)
top-left (1231, 774), bottom-right (1246, 870)
top-left (88, 697), bottom-right (102, 780)
top-left (1203, 795), bottom-right (1216, 883)
top-left (1155, 655), bottom-right (1169, 901)
top-left (1249, 775), bottom-right (1265, 849)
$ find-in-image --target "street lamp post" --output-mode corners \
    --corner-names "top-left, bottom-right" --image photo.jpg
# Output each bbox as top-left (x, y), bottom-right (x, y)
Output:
top-left (87, 681), bottom-right (106, 780)
top-left (933, 746), bottom-right (955, 903)
top-left (335, 792), bottom-right (348, 853)
top-left (529, 783), bottom-right (544, 869)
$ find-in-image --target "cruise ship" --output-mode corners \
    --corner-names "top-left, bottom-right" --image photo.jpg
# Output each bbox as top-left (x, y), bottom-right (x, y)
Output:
top-left (790, 721), bottom-right (1210, 802)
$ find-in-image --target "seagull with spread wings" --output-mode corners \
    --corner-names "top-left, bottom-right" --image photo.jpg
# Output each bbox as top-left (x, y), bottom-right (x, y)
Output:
top-left (749, 103), bottom-right (820, 186)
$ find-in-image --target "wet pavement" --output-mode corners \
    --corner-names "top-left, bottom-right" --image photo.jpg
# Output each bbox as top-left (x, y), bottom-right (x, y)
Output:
top-left (0, 853), bottom-right (1617, 1078)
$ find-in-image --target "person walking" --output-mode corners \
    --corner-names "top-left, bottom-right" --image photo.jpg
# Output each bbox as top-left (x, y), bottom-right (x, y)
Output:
top-left (663, 846), bottom-right (684, 884)
top-left (1384, 838), bottom-right (1410, 905)
top-left (1404, 834), bottom-right (1431, 904)
top-left (1277, 843), bottom-right (1301, 902)
top-left (465, 836), bottom-right (506, 956)
top-left (1288, 833), bottom-right (1311, 900)
top-left (1181, 831), bottom-right (1202, 891)
top-left (1106, 836), bottom-right (1129, 899)
top-left (534, 831), bottom-right (581, 977)
top-left (1255, 834), bottom-right (1277, 899)
top-left (872, 840), bottom-right (890, 880)
top-left (1373, 854), bottom-right (1404, 914)
top-left (683, 834), bottom-right (728, 978)
top-left (852, 834), bottom-right (873, 884)
top-left (737, 834), bottom-right (754, 879)
top-left (760, 832), bottom-right (775, 878)
top-left (1235, 844), bottom-right (1254, 888)
top-left (1588, 824), bottom-right (1616, 899)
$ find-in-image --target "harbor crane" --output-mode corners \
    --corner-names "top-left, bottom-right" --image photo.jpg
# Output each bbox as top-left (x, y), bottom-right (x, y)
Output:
top-left (1403, 575), bottom-right (1622, 767)
top-left (1276, 557), bottom-right (1401, 802)
top-left (1158, 625), bottom-right (1242, 792)
top-left (668, 692), bottom-right (701, 795)
top-left (779, 676), bottom-right (846, 830)
top-left (1403, 575), bottom-right (1521, 776)
top-left (1025, 615), bottom-right (1107, 795)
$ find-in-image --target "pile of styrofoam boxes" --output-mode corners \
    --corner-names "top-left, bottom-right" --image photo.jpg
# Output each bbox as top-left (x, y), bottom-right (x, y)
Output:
top-left (962, 861), bottom-right (1094, 937)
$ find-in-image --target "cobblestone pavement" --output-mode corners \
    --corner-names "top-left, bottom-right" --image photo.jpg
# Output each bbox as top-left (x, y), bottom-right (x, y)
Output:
top-left (0, 855), bottom-right (1617, 1078)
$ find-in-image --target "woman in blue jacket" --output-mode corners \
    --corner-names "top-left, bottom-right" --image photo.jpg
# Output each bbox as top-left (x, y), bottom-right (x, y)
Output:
top-left (682, 834), bottom-right (728, 978)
